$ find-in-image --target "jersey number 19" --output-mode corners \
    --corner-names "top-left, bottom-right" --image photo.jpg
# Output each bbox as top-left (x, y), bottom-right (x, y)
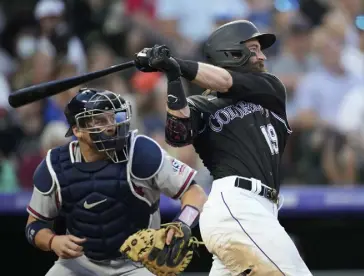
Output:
top-left (260, 123), bottom-right (279, 155)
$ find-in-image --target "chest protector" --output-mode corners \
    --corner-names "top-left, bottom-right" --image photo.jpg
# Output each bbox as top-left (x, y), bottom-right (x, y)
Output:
top-left (49, 144), bottom-right (154, 261)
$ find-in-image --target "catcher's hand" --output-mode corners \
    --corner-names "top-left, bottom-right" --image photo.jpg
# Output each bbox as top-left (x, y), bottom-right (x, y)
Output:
top-left (120, 222), bottom-right (202, 276)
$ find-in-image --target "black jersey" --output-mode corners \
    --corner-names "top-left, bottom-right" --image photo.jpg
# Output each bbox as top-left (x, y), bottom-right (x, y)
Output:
top-left (187, 71), bottom-right (291, 191)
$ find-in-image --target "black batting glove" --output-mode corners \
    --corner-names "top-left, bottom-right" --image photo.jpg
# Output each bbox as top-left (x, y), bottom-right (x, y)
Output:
top-left (148, 45), bottom-right (181, 81)
top-left (134, 48), bottom-right (158, 72)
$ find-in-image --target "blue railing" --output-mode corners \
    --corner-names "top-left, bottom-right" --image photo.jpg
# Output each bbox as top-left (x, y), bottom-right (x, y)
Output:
top-left (2, 186), bottom-right (364, 216)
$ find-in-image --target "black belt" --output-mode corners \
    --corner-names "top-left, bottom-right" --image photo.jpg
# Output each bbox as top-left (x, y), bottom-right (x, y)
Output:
top-left (234, 177), bottom-right (279, 204)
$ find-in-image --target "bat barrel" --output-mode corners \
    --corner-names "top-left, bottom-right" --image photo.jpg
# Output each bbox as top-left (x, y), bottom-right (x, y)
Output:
top-left (8, 61), bottom-right (135, 108)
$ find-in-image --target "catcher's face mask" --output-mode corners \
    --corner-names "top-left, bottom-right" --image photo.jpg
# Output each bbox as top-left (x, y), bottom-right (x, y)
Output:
top-left (75, 91), bottom-right (132, 163)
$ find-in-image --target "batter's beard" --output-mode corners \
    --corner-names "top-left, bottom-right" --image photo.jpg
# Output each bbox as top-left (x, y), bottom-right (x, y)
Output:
top-left (246, 61), bottom-right (267, 72)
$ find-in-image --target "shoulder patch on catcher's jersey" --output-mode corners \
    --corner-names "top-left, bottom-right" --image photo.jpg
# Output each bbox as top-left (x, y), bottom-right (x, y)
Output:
top-left (33, 158), bottom-right (54, 194)
top-left (131, 135), bottom-right (163, 180)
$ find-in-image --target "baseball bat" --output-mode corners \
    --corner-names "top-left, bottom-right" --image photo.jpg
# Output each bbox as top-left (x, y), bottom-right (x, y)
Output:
top-left (8, 60), bottom-right (135, 108)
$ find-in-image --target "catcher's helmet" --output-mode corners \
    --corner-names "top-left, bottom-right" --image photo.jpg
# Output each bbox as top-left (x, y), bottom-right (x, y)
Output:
top-left (64, 88), bottom-right (97, 137)
top-left (64, 88), bottom-right (132, 163)
top-left (204, 20), bottom-right (276, 68)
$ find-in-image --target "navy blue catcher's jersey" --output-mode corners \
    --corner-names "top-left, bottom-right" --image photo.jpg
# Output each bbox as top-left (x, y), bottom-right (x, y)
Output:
top-left (188, 72), bottom-right (291, 191)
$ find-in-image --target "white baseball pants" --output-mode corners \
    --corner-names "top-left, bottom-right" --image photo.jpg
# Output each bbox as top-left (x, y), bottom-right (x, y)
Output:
top-left (199, 176), bottom-right (312, 276)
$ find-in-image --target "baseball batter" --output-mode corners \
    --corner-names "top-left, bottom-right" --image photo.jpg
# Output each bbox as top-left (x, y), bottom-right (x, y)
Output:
top-left (25, 88), bottom-right (207, 276)
top-left (135, 20), bottom-right (312, 275)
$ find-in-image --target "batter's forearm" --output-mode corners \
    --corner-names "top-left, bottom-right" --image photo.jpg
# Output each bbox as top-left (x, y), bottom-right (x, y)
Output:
top-left (164, 62), bottom-right (203, 147)
top-left (175, 58), bottom-right (232, 92)
top-left (166, 75), bottom-right (191, 118)
top-left (193, 63), bottom-right (232, 92)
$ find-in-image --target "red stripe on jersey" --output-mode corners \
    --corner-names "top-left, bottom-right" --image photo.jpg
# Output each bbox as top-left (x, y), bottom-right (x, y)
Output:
top-left (27, 206), bottom-right (54, 221)
top-left (173, 170), bottom-right (195, 199)
top-left (133, 184), bottom-right (145, 196)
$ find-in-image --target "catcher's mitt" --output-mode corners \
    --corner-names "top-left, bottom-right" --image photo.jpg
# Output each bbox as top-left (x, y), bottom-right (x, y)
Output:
top-left (120, 222), bottom-right (202, 276)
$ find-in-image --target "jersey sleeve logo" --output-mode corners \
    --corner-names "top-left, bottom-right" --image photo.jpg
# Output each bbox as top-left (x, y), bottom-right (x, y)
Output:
top-left (171, 159), bottom-right (186, 174)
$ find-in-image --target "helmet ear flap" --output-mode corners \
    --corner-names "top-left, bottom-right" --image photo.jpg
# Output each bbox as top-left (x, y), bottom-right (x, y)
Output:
top-left (236, 46), bottom-right (254, 66)
top-left (218, 46), bottom-right (253, 68)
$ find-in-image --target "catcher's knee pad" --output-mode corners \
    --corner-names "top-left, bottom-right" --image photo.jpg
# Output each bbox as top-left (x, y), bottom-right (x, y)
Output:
top-left (204, 231), bottom-right (283, 276)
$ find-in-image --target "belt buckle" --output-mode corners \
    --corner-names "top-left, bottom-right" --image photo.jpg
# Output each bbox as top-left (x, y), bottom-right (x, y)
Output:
top-left (267, 188), bottom-right (278, 204)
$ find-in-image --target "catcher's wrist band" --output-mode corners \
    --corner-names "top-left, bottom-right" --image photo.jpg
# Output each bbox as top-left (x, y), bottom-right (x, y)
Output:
top-left (25, 220), bottom-right (53, 247)
top-left (167, 78), bottom-right (188, 110)
top-left (174, 205), bottom-right (200, 228)
top-left (48, 234), bottom-right (56, 251)
top-left (175, 58), bottom-right (198, 81)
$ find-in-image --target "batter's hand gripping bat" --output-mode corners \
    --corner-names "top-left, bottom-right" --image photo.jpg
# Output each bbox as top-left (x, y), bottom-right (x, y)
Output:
top-left (8, 61), bottom-right (135, 108)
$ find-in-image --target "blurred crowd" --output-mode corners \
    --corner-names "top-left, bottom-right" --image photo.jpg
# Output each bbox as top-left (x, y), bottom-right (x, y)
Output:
top-left (0, 0), bottom-right (363, 193)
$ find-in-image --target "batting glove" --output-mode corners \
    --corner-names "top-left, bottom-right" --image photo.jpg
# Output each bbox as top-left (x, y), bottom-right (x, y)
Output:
top-left (148, 45), bottom-right (181, 81)
top-left (134, 48), bottom-right (158, 72)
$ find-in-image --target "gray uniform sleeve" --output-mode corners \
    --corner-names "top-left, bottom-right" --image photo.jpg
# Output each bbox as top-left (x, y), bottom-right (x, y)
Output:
top-left (129, 134), bottom-right (196, 206)
top-left (153, 150), bottom-right (197, 199)
top-left (26, 159), bottom-right (60, 221)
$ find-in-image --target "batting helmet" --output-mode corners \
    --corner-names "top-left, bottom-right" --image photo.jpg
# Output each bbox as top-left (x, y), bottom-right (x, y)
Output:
top-left (204, 20), bottom-right (276, 68)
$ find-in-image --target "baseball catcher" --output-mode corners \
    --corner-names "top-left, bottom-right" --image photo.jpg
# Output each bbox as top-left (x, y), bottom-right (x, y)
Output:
top-left (25, 88), bottom-right (207, 275)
